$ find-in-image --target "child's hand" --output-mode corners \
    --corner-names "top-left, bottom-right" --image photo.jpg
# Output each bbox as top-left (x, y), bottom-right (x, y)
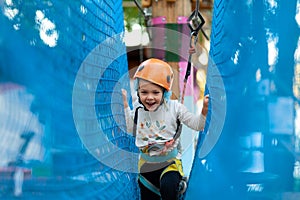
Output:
top-left (121, 89), bottom-right (129, 108)
top-left (189, 46), bottom-right (196, 54)
top-left (162, 139), bottom-right (175, 154)
top-left (201, 94), bottom-right (209, 116)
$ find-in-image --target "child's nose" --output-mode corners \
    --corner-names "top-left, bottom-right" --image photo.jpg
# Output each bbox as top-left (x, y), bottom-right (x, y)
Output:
top-left (147, 94), bottom-right (154, 99)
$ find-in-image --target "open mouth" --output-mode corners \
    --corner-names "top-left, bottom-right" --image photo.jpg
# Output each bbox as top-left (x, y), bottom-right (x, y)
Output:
top-left (145, 102), bottom-right (157, 109)
top-left (146, 102), bottom-right (156, 106)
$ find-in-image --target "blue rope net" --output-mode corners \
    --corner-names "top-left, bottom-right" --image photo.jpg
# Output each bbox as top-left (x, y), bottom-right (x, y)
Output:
top-left (0, 0), bottom-right (138, 199)
top-left (186, 0), bottom-right (299, 199)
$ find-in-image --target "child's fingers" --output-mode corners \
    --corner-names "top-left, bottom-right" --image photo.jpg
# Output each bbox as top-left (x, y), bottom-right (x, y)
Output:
top-left (203, 94), bottom-right (209, 104)
top-left (189, 47), bottom-right (196, 54)
top-left (121, 89), bottom-right (127, 97)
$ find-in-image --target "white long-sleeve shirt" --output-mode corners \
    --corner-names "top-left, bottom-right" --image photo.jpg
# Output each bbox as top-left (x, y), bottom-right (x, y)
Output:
top-left (124, 100), bottom-right (206, 156)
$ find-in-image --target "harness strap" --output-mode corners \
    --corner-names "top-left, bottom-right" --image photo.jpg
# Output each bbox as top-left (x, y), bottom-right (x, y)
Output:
top-left (138, 159), bottom-right (187, 197)
top-left (173, 119), bottom-right (182, 141)
top-left (138, 174), bottom-right (161, 196)
top-left (140, 148), bottom-right (178, 163)
top-left (133, 106), bottom-right (143, 137)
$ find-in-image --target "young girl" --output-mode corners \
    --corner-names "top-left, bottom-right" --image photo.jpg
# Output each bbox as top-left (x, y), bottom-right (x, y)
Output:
top-left (122, 58), bottom-right (209, 200)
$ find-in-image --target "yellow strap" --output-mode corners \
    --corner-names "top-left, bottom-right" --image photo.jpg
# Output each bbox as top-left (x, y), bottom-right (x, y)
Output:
top-left (138, 158), bottom-right (184, 177)
top-left (160, 158), bottom-right (184, 179)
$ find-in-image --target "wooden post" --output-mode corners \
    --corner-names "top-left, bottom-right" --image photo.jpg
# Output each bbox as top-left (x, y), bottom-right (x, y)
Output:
top-left (151, 0), bottom-right (191, 23)
top-left (149, 0), bottom-right (193, 99)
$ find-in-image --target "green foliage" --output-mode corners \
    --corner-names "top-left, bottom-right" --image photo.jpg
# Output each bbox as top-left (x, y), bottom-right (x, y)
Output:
top-left (123, 6), bottom-right (144, 31)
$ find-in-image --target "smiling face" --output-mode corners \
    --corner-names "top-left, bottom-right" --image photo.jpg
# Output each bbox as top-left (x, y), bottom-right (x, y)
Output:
top-left (138, 79), bottom-right (164, 112)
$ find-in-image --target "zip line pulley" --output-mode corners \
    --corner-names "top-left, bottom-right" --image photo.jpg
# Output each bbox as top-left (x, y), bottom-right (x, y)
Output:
top-left (181, 0), bottom-right (206, 104)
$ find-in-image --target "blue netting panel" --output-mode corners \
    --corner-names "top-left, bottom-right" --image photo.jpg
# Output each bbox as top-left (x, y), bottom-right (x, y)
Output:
top-left (0, 0), bottom-right (138, 199)
top-left (186, 0), bottom-right (299, 199)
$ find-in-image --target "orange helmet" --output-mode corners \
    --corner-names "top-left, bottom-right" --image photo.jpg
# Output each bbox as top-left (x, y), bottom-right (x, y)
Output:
top-left (134, 58), bottom-right (174, 91)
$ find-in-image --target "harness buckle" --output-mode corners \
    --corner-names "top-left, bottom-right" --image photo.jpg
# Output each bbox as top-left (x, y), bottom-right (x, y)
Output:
top-left (178, 176), bottom-right (188, 195)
